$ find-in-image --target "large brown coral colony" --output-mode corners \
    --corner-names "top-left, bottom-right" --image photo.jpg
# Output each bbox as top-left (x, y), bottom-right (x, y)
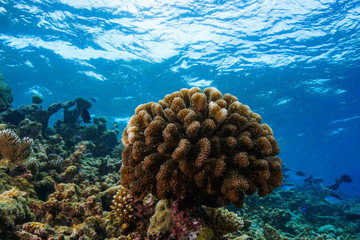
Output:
top-left (0, 129), bottom-right (33, 168)
top-left (120, 87), bottom-right (282, 208)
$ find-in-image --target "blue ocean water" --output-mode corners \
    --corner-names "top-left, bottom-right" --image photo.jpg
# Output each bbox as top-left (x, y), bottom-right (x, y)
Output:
top-left (0, 0), bottom-right (359, 197)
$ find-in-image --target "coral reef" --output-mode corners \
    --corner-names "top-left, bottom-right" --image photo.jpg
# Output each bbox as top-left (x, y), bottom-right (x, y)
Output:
top-left (16, 221), bottom-right (55, 239)
top-left (0, 84), bottom-right (358, 240)
top-left (121, 87), bottom-right (282, 208)
top-left (0, 188), bottom-right (34, 239)
top-left (0, 129), bottom-right (33, 169)
top-left (18, 119), bottom-right (42, 139)
top-left (0, 93), bottom-right (120, 157)
top-left (32, 95), bottom-right (43, 105)
top-left (147, 199), bottom-right (174, 237)
top-left (0, 73), bottom-right (13, 112)
top-left (146, 195), bottom-right (244, 240)
top-left (54, 116), bottom-right (120, 157)
top-left (204, 206), bottom-right (244, 239)
top-left (111, 185), bottom-right (136, 232)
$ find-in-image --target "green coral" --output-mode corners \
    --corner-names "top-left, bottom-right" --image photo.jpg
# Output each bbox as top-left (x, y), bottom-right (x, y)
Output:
top-left (195, 227), bottom-right (214, 240)
top-left (32, 95), bottom-right (43, 104)
top-left (0, 188), bottom-right (34, 239)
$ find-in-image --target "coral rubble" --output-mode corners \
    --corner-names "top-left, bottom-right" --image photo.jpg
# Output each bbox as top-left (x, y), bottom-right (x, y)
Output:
top-left (0, 73), bottom-right (13, 112)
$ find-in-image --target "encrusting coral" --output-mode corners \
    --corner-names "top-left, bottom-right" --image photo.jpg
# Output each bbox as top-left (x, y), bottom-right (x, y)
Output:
top-left (0, 188), bottom-right (34, 238)
top-left (0, 129), bottom-right (33, 169)
top-left (120, 87), bottom-right (282, 208)
top-left (0, 73), bottom-right (13, 112)
top-left (147, 199), bottom-right (174, 237)
top-left (203, 206), bottom-right (244, 239)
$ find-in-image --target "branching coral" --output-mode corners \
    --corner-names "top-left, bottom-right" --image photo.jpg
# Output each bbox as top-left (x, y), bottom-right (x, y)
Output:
top-left (120, 87), bottom-right (282, 208)
top-left (111, 185), bottom-right (136, 224)
top-left (0, 129), bottom-right (33, 169)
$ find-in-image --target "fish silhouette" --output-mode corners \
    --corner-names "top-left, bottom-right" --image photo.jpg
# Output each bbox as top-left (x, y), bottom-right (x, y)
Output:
top-left (295, 171), bottom-right (306, 177)
top-left (81, 108), bottom-right (91, 123)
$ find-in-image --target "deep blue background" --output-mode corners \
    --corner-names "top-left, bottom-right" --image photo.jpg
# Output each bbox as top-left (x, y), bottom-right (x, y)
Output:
top-left (1, 0), bottom-right (359, 196)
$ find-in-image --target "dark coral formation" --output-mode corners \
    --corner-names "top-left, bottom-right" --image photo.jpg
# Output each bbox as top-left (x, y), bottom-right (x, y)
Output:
top-left (0, 74), bottom-right (13, 112)
top-left (1, 101), bottom-right (63, 128)
top-left (0, 93), bottom-right (119, 157)
top-left (121, 87), bottom-right (282, 208)
top-left (32, 95), bottom-right (43, 105)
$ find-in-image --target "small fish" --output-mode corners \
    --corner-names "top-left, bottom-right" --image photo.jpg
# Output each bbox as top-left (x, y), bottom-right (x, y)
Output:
top-left (27, 157), bottom-right (40, 167)
top-left (81, 108), bottom-right (91, 123)
top-left (282, 165), bottom-right (291, 173)
top-left (324, 194), bottom-right (343, 204)
top-left (345, 213), bottom-right (360, 221)
top-left (48, 153), bottom-right (64, 166)
top-left (340, 174), bottom-right (352, 183)
top-left (113, 122), bottom-right (118, 128)
top-left (317, 183), bottom-right (324, 190)
top-left (328, 183), bottom-right (340, 191)
top-left (73, 135), bottom-right (82, 143)
top-left (295, 171), bottom-right (306, 177)
top-left (90, 97), bottom-right (97, 102)
top-left (297, 206), bottom-right (308, 212)
top-left (330, 193), bottom-right (343, 200)
top-left (313, 177), bottom-right (324, 184)
top-left (304, 175), bottom-right (313, 186)
top-left (282, 184), bottom-right (294, 191)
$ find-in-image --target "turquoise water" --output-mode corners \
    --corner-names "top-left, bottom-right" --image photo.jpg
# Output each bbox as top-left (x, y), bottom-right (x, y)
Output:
top-left (0, 0), bottom-right (359, 196)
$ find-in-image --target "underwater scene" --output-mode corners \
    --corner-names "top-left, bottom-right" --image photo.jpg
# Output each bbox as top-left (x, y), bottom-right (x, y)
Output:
top-left (0, 0), bottom-right (360, 239)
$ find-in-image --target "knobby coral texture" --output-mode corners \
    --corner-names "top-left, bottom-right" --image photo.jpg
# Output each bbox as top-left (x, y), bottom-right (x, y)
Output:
top-left (203, 206), bottom-right (244, 239)
top-left (0, 129), bottom-right (33, 169)
top-left (111, 185), bottom-right (136, 223)
top-left (120, 87), bottom-right (282, 208)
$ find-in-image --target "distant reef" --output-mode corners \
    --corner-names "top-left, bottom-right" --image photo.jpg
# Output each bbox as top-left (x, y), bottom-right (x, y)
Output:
top-left (0, 75), bottom-right (119, 157)
top-left (0, 73), bottom-right (13, 112)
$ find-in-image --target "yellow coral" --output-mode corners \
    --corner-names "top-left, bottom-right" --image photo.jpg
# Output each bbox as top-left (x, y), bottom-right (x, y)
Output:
top-left (195, 227), bottom-right (214, 240)
top-left (1, 187), bottom-right (23, 198)
top-left (204, 207), bottom-right (244, 240)
top-left (0, 129), bottom-right (33, 169)
top-left (147, 199), bottom-right (174, 237)
top-left (111, 185), bottom-right (135, 223)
